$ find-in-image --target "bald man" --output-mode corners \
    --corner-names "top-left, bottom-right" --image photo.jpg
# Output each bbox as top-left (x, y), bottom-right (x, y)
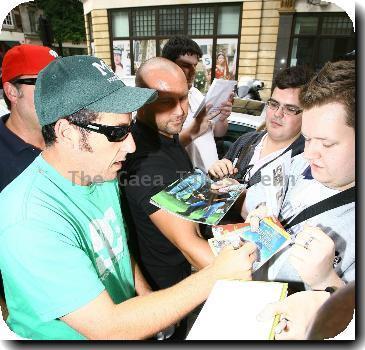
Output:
top-left (122, 58), bottom-right (215, 290)
top-left (121, 58), bottom-right (218, 339)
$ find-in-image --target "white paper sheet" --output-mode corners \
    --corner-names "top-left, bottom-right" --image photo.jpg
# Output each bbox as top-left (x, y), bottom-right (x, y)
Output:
top-left (193, 79), bottom-right (237, 120)
top-left (186, 280), bottom-right (287, 340)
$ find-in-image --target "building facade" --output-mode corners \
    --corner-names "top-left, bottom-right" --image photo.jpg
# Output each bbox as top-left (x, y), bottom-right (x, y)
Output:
top-left (1, 2), bottom-right (87, 64)
top-left (82, 0), bottom-right (354, 98)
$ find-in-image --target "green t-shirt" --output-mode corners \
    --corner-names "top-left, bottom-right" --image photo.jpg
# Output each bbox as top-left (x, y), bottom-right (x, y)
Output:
top-left (0, 155), bottom-right (135, 340)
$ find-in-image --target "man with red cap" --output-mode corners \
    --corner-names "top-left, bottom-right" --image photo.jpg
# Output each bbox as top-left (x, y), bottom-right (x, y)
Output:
top-left (0, 44), bottom-right (57, 317)
top-left (0, 44), bottom-right (58, 193)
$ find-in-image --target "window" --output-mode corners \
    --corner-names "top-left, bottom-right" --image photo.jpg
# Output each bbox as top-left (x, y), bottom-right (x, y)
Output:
top-left (109, 4), bottom-right (241, 92)
top-left (289, 13), bottom-right (354, 71)
top-left (112, 11), bottom-right (128, 37)
top-left (3, 12), bottom-right (14, 27)
top-left (188, 7), bottom-right (215, 36)
top-left (131, 9), bottom-right (156, 36)
top-left (28, 8), bottom-right (38, 33)
top-left (159, 8), bottom-right (184, 36)
top-left (217, 6), bottom-right (240, 35)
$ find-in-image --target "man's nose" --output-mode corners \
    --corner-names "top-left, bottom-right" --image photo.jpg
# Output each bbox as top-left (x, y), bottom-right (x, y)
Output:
top-left (303, 140), bottom-right (320, 161)
top-left (273, 105), bottom-right (285, 119)
top-left (121, 132), bottom-right (136, 154)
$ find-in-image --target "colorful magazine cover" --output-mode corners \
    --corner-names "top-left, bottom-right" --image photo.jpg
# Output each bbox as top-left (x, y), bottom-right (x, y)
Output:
top-left (212, 222), bottom-right (250, 238)
top-left (150, 169), bottom-right (246, 225)
top-left (208, 217), bottom-right (291, 271)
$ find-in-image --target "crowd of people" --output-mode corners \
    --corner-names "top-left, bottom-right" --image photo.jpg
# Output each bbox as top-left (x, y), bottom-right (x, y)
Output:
top-left (0, 35), bottom-right (355, 341)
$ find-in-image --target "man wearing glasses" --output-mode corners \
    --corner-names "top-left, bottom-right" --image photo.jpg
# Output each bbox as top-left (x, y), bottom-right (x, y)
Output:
top-left (208, 66), bottom-right (313, 203)
top-left (0, 44), bottom-right (57, 193)
top-left (0, 55), bottom-right (257, 339)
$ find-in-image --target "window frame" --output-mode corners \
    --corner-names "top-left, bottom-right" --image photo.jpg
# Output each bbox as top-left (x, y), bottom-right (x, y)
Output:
top-left (2, 12), bottom-right (15, 28)
top-left (108, 3), bottom-right (242, 79)
top-left (87, 13), bottom-right (94, 55)
top-left (288, 12), bottom-right (355, 70)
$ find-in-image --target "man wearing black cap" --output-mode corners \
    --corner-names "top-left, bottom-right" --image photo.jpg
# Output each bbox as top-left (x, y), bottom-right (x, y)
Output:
top-left (0, 55), bottom-right (257, 340)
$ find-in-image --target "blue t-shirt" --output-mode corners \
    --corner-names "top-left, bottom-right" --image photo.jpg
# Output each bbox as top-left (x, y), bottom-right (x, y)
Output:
top-left (0, 155), bottom-right (135, 339)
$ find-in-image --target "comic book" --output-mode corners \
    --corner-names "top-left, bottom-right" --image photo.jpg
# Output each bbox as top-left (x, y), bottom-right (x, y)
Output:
top-left (150, 169), bottom-right (246, 225)
top-left (186, 280), bottom-right (288, 340)
top-left (208, 217), bottom-right (291, 271)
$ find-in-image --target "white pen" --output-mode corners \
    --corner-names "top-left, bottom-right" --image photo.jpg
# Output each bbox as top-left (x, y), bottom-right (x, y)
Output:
top-left (274, 317), bottom-right (288, 334)
top-left (232, 157), bottom-right (239, 168)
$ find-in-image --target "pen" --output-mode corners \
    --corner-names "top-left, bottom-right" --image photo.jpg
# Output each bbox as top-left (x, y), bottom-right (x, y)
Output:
top-left (274, 317), bottom-right (288, 334)
top-left (232, 157), bottom-right (239, 168)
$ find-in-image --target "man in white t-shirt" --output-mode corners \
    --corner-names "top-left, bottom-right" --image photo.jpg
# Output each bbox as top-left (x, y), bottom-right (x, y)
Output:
top-left (245, 60), bottom-right (355, 292)
top-left (162, 36), bottom-right (233, 172)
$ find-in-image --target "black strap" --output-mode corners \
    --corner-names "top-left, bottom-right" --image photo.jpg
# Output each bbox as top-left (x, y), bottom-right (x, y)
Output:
top-left (282, 186), bottom-right (355, 229)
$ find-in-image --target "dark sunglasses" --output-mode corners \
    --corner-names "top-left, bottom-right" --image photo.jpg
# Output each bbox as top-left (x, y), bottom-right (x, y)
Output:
top-left (12, 78), bottom-right (37, 85)
top-left (70, 120), bottom-right (134, 142)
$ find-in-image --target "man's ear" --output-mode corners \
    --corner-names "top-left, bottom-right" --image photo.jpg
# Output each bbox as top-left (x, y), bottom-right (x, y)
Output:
top-left (137, 107), bottom-right (145, 118)
top-left (54, 119), bottom-right (79, 148)
top-left (3, 82), bottom-right (19, 104)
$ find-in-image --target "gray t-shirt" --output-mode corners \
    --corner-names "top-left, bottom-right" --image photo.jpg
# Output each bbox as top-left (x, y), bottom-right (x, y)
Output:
top-left (246, 154), bottom-right (355, 288)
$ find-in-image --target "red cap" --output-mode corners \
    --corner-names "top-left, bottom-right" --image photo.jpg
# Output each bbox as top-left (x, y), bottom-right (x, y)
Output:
top-left (2, 44), bottom-right (58, 84)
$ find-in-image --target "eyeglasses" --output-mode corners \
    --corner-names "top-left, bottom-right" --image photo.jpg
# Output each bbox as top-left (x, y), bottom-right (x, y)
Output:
top-left (12, 78), bottom-right (37, 85)
top-left (266, 99), bottom-right (302, 116)
top-left (70, 120), bottom-right (134, 142)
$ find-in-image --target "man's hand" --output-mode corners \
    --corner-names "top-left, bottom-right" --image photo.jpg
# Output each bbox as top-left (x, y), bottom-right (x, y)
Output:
top-left (210, 177), bottom-right (241, 193)
top-left (257, 290), bottom-right (330, 340)
top-left (191, 102), bottom-right (220, 139)
top-left (208, 159), bottom-right (237, 179)
top-left (244, 204), bottom-right (269, 232)
top-left (289, 224), bottom-right (345, 290)
top-left (179, 103), bottom-right (219, 147)
top-left (213, 93), bottom-right (234, 137)
top-left (209, 242), bottom-right (257, 281)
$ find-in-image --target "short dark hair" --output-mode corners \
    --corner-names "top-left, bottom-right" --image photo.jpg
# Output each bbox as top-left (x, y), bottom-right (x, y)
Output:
top-left (273, 65), bottom-right (314, 90)
top-left (41, 108), bottom-right (99, 146)
top-left (299, 60), bottom-right (355, 129)
top-left (161, 35), bottom-right (203, 62)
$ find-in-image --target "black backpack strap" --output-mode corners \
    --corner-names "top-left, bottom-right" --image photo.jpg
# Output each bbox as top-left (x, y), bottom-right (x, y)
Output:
top-left (282, 186), bottom-right (355, 229)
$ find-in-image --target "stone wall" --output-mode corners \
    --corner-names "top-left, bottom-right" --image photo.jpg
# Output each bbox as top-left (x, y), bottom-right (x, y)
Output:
top-left (239, 0), bottom-right (281, 99)
top-left (85, 9), bottom-right (111, 64)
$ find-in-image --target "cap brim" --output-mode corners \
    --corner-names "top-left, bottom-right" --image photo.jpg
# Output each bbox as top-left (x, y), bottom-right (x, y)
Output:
top-left (86, 86), bottom-right (157, 114)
